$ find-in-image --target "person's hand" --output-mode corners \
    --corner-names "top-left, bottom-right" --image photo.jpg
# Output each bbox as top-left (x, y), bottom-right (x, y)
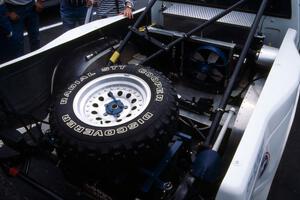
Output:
top-left (123, 7), bottom-right (133, 19)
top-left (6, 32), bottom-right (13, 38)
top-left (7, 12), bottom-right (19, 22)
top-left (35, 0), bottom-right (44, 13)
top-left (86, 0), bottom-right (94, 7)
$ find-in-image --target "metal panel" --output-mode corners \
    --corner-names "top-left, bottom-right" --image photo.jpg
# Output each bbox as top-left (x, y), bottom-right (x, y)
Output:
top-left (163, 3), bottom-right (255, 28)
top-left (225, 78), bottom-right (265, 162)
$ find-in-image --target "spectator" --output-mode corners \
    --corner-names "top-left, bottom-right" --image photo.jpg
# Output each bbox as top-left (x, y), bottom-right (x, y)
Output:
top-left (60, 0), bottom-right (134, 31)
top-left (95, 0), bottom-right (135, 19)
top-left (0, 0), bottom-right (14, 63)
top-left (5, 0), bottom-right (43, 58)
top-left (60, 0), bottom-right (89, 31)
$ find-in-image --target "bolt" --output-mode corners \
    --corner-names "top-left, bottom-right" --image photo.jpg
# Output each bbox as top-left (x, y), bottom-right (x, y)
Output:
top-left (163, 182), bottom-right (173, 191)
top-left (124, 106), bottom-right (128, 109)
top-left (103, 113), bottom-right (108, 116)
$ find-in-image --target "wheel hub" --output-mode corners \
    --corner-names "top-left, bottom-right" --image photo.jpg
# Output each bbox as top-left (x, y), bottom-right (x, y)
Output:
top-left (73, 73), bottom-right (152, 127)
top-left (105, 99), bottom-right (125, 117)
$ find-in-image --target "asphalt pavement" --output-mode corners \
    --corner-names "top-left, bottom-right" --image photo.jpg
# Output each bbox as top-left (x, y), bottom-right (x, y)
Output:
top-left (22, 3), bottom-right (300, 200)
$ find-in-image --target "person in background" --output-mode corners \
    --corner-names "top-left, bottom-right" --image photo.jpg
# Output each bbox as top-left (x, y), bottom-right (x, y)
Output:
top-left (5, 0), bottom-right (43, 58)
top-left (60, 0), bottom-right (90, 31)
top-left (60, 0), bottom-right (134, 31)
top-left (0, 0), bottom-right (14, 63)
top-left (95, 0), bottom-right (135, 19)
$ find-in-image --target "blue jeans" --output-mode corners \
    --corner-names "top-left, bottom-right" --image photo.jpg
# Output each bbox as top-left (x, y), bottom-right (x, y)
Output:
top-left (0, 4), bottom-right (12, 36)
top-left (0, 34), bottom-right (17, 64)
top-left (6, 1), bottom-right (40, 58)
top-left (0, 4), bottom-right (17, 64)
top-left (60, 2), bottom-right (87, 31)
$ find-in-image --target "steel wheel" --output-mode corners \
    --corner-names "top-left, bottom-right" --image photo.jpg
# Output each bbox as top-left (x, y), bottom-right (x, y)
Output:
top-left (73, 73), bottom-right (152, 127)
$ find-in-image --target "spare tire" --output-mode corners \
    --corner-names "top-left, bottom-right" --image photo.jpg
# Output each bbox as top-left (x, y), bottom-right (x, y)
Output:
top-left (50, 65), bottom-right (178, 159)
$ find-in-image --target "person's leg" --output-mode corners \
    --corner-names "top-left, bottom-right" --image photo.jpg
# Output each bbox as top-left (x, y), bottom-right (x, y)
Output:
top-left (0, 35), bottom-right (9, 63)
top-left (60, 4), bottom-right (77, 31)
top-left (25, 2), bottom-right (40, 51)
top-left (0, 5), bottom-right (12, 36)
top-left (0, 5), bottom-right (12, 63)
top-left (76, 6), bottom-right (87, 26)
top-left (7, 5), bottom-right (25, 58)
top-left (0, 34), bottom-right (18, 64)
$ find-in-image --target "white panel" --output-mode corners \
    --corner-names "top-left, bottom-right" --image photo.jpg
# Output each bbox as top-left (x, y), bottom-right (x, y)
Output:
top-left (217, 29), bottom-right (300, 200)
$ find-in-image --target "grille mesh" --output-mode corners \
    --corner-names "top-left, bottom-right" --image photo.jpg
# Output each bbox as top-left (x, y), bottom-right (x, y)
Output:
top-left (163, 2), bottom-right (255, 28)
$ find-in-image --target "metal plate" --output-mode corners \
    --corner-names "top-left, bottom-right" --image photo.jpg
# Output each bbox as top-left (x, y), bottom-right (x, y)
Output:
top-left (224, 78), bottom-right (265, 160)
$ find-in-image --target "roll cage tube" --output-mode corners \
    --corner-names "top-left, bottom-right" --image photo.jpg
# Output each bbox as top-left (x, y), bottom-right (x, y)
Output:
top-left (205, 0), bottom-right (269, 146)
top-left (107, 0), bottom-right (249, 66)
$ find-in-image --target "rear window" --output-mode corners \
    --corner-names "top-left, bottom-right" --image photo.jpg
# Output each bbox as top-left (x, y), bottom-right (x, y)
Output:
top-left (167, 0), bottom-right (291, 18)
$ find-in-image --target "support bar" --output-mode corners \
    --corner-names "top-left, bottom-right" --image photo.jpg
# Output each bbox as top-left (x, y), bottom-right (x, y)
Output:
top-left (212, 108), bottom-right (236, 151)
top-left (205, 0), bottom-right (269, 146)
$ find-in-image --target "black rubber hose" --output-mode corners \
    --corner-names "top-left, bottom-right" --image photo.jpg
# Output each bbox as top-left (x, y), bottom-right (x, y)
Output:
top-left (205, 0), bottom-right (269, 146)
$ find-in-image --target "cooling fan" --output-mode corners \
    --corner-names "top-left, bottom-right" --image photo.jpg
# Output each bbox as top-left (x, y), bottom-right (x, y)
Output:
top-left (187, 45), bottom-right (229, 93)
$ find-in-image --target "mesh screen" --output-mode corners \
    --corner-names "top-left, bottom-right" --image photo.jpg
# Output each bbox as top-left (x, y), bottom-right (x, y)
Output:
top-left (165, 0), bottom-right (291, 18)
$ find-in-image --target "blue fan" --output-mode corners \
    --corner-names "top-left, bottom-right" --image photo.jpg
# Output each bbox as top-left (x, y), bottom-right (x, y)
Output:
top-left (190, 45), bottom-right (228, 83)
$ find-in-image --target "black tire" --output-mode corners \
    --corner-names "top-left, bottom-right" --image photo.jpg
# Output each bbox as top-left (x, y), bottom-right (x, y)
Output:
top-left (50, 65), bottom-right (178, 159)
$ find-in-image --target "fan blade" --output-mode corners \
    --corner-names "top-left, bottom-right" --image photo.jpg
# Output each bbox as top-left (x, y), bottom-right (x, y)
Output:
top-left (210, 68), bottom-right (224, 82)
top-left (196, 72), bottom-right (208, 81)
top-left (207, 52), bottom-right (219, 64)
top-left (193, 52), bottom-right (205, 62)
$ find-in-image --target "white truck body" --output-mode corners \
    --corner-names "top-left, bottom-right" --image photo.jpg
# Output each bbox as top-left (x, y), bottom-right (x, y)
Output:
top-left (217, 28), bottom-right (300, 200)
top-left (0, 1), bottom-right (300, 199)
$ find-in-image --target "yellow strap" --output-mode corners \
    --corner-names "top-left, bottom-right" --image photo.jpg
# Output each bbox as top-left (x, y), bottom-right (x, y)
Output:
top-left (138, 23), bottom-right (156, 32)
top-left (109, 51), bottom-right (120, 64)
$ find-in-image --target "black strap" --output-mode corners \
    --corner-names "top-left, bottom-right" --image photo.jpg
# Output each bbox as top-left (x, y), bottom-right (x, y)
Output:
top-left (114, 0), bottom-right (120, 14)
